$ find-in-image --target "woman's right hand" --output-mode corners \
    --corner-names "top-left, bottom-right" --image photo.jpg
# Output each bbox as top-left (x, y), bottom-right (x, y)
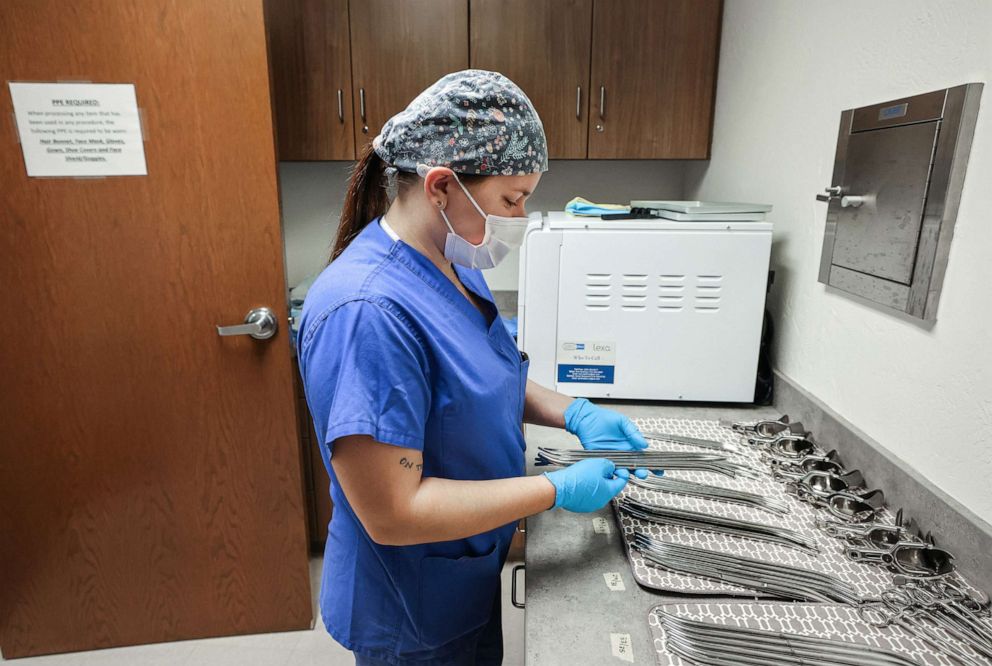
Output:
top-left (543, 458), bottom-right (629, 512)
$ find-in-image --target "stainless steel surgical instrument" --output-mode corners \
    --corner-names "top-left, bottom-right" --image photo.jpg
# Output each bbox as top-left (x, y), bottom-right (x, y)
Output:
top-left (726, 415), bottom-right (807, 439)
top-left (818, 490), bottom-right (886, 522)
top-left (533, 447), bottom-right (759, 479)
top-left (618, 497), bottom-right (819, 553)
top-left (860, 587), bottom-right (989, 666)
top-left (639, 430), bottom-right (740, 453)
top-left (847, 542), bottom-right (956, 578)
top-left (634, 534), bottom-right (860, 603)
top-left (629, 474), bottom-right (790, 514)
top-left (657, 609), bottom-right (920, 666)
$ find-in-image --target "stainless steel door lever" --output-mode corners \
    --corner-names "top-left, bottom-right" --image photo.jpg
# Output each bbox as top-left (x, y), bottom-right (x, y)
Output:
top-left (216, 307), bottom-right (278, 340)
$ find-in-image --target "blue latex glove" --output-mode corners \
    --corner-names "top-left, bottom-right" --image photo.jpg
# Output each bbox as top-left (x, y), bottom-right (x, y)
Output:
top-left (565, 399), bottom-right (652, 478)
top-left (565, 399), bottom-right (649, 451)
top-left (543, 459), bottom-right (629, 512)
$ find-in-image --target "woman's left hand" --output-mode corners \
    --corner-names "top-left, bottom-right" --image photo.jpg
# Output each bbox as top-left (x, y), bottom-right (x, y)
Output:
top-left (564, 398), bottom-right (649, 452)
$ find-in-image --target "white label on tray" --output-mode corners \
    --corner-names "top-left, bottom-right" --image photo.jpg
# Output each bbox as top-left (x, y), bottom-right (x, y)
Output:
top-left (603, 572), bottom-right (626, 591)
top-left (592, 517), bottom-right (611, 534)
top-left (610, 633), bottom-right (634, 662)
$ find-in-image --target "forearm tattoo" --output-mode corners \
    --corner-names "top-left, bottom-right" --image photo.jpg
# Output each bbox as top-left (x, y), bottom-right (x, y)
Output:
top-left (399, 456), bottom-right (423, 472)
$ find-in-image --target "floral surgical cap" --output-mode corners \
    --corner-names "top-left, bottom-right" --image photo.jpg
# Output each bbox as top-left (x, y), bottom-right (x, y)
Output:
top-left (372, 69), bottom-right (548, 177)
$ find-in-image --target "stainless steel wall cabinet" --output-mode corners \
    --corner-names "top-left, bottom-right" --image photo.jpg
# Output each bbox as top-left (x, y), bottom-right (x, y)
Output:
top-left (817, 84), bottom-right (983, 321)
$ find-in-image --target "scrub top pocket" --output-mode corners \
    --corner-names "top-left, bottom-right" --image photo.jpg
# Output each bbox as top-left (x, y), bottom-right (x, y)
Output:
top-left (416, 542), bottom-right (501, 649)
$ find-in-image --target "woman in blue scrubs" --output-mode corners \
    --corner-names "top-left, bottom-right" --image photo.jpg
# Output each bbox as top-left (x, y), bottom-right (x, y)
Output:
top-left (297, 70), bottom-right (650, 666)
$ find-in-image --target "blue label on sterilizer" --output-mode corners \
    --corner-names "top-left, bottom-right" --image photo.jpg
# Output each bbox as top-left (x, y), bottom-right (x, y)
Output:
top-left (557, 364), bottom-right (615, 384)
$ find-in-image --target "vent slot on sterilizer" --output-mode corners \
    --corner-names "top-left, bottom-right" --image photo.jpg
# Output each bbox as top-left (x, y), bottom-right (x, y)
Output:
top-left (585, 273), bottom-right (613, 311)
top-left (694, 275), bottom-right (723, 312)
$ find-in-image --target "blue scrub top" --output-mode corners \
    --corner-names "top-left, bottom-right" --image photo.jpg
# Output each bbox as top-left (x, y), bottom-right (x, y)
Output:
top-left (297, 218), bottom-right (528, 663)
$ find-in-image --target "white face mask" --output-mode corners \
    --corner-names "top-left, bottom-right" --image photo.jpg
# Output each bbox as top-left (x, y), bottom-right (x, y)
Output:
top-left (417, 164), bottom-right (530, 270)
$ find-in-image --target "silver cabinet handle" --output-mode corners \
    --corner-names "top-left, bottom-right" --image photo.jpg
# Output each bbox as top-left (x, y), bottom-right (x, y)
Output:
top-left (815, 185), bottom-right (842, 202)
top-left (337, 89), bottom-right (344, 122)
top-left (576, 86), bottom-right (582, 119)
top-left (599, 85), bottom-right (606, 120)
top-left (359, 87), bottom-right (366, 121)
top-left (216, 307), bottom-right (278, 341)
top-left (511, 564), bottom-right (525, 609)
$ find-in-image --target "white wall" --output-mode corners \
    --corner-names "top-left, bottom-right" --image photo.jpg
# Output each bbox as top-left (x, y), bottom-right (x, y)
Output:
top-left (279, 160), bottom-right (685, 289)
top-left (686, 0), bottom-right (992, 521)
top-left (278, 162), bottom-right (353, 288)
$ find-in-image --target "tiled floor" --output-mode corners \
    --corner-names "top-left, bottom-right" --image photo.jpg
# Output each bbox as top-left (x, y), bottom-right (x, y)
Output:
top-left (4, 557), bottom-right (526, 666)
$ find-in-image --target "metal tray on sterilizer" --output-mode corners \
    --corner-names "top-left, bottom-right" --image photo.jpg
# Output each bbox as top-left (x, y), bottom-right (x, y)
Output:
top-left (631, 200), bottom-right (773, 214)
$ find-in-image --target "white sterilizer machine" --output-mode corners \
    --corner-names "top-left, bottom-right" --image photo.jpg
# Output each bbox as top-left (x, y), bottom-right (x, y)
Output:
top-left (517, 211), bottom-right (772, 402)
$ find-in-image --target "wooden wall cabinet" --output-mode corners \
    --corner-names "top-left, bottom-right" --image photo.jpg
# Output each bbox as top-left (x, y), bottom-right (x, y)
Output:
top-left (265, 0), bottom-right (721, 161)
top-left (471, 0), bottom-right (593, 159)
top-left (587, 0), bottom-right (723, 159)
top-left (264, 0), bottom-right (355, 160)
top-left (265, 0), bottom-right (468, 160)
top-left (349, 0), bottom-right (469, 153)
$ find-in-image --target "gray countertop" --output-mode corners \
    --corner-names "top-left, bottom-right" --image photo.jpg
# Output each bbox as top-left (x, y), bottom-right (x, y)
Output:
top-left (523, 401), bottom-right (779, 666)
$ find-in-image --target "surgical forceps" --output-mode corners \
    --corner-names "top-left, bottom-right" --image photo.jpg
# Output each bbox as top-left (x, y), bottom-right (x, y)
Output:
top-left (896, 583), bottom-right (992, 659)
top-left (639, 429), bottom-right (740, 453)
top-left (657, 609), bottom-right (920, 666)
top-left (634, 534), bottom-right (860, 603)
top-left (618, 497), bottom-right (819, 553)
top-left (630, 474), bottom-right (790, 514)
top-left (533, 447), bottom-right (760, 479)
top-left (860, 588), bottom-right (990, 666)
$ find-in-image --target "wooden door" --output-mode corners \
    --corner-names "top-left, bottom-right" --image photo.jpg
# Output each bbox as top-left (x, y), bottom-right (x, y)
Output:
top-left (264, 0), bottom-right (355, 160)
top-left (588, 0), bottom-right (722, 159)
top-left (0, 0), bottom-right (311, 658)
top-left (293, 359), bottom-right (333, 549)
top-left (470, 0), bottom-right (593, 159)
top-left (349, 0), bottom-right (469, 152)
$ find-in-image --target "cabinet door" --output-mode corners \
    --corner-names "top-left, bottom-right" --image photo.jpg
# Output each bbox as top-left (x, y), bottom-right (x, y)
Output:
top-left (265, 0), bottom-right (355, 160)
top-left (588, 0), bottom-right (722, 159)
top-left (470, 0), bottom-right (593, 159)
top-left (350, 0), bottom-right (469, 152)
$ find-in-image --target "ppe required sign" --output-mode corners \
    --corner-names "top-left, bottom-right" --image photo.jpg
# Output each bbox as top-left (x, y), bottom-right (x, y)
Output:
top-left (556, 340), bottom-right (616, 384)
top-left (9, 82), bottom-right (147, 177)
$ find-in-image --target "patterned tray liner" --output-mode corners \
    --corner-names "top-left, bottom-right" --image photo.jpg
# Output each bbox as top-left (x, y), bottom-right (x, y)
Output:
top-left (615, 417), bottom-right (904, 597)
top-left (647, 602), bottom-right (985, 666)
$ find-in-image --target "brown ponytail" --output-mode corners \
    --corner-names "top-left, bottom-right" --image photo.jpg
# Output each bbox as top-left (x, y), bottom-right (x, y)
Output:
top-left (331, 145), bottom-right (488, 262)
top-left (331, 143), bottom-right (390, 261)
